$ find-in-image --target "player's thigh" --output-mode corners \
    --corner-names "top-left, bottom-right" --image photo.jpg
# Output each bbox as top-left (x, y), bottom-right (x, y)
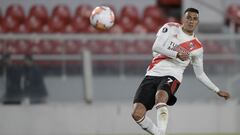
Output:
top-left (156, 76), bottom-right (180, 105)
top-left (133, 76), bottom-right (157, 110)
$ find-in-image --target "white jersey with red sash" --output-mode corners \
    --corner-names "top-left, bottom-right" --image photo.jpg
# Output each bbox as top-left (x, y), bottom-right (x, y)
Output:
top-left (146, 22), bottom-right (220, 92)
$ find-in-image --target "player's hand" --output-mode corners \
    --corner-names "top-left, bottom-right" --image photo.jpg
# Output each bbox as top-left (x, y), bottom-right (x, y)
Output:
top-left (176, 52), bottom-right (189, 61)
top-left (217, 90), bottom-right (230, 100)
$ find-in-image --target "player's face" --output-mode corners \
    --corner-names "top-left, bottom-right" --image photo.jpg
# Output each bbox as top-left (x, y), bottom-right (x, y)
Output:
top-left (182, 11), bottom-right (199, 34)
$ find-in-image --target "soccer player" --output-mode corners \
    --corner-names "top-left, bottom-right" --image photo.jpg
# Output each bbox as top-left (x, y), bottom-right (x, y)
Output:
top-left (131, 8), bottom-right (230, 135)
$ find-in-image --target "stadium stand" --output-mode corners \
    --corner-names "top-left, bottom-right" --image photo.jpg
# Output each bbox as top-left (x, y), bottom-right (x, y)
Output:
top-left (0, 3), bottom-right (239, 34)
top-left (29, 4), bottom-right (48, 24)
top-left (0, 4), bottom-right (175, 34)
top-left (6, 4), bottom-right (25, 23)
top-left (225, 4), bottom-right (240, 32)
top-left (0, 3), bottom-right (237, 71)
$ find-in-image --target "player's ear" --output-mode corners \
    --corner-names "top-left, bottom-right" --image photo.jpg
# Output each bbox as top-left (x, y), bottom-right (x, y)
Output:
top-left (196, 15), bottom-right (200, 24)
top-left (196, 19), bottom-right (199, 25)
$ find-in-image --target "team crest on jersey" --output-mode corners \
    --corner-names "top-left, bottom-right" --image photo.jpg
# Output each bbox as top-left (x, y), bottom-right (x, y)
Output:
top-left (189, 42), bottom-right (195, 50)
top-left (162, 27), bottom-right (168, 33)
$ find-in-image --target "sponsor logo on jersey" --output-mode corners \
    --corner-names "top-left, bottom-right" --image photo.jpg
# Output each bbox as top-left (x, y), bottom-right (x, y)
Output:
top-left (168, 41), bottom-right (178, 50)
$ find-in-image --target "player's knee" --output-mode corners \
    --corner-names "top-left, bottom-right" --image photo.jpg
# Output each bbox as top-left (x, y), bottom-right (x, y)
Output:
top-left (132, 103), bottom-right (146, 122)
top-left (131, 110), bottom-right (145, 122)
top-left (155, 90), bottom-right (169, 104)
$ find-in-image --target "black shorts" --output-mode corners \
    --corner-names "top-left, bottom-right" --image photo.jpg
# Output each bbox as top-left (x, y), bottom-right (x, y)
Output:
top-left (133, 75), bottom-right (180, 110)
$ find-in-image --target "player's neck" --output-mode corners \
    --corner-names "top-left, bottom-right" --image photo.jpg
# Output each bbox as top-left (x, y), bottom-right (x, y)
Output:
top-left (181, 27), bottom-right (194, 36)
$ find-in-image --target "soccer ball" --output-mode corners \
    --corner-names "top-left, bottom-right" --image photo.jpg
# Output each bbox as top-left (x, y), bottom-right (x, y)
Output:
top-left (90, 6), bottom-right (115, 31)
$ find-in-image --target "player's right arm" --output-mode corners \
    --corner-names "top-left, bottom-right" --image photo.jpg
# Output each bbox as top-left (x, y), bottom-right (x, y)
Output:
top-left (192, 54), bottom-right (230, 100)
top-left (191, 51), bottom-right (230, 100)
top-left (191, 52), bottom-right (220, 93)
top-left (152, 24), bottom-right (178, 59)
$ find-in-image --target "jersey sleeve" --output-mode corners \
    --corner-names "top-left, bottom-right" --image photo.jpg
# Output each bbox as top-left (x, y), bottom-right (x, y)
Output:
top-left (152, 24), bottom-right (178, 58)
top-left (191, 51), bottom-right (220, 93)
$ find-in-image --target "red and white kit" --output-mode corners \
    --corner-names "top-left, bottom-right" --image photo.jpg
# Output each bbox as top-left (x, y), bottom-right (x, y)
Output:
top-left (146, 22), bottom-right (220, 92)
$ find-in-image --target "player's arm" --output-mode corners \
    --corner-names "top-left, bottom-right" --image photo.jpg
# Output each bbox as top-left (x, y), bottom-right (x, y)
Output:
top-left (152, 25), bottom-right (178, 59)
top-left (191, 52), bottom-right (230, 100)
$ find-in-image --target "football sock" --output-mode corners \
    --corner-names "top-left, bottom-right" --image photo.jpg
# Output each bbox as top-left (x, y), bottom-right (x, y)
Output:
top-left (156, 103), bottom-right (168, 135)
top-left (136, 115), bottom-right (158, 135)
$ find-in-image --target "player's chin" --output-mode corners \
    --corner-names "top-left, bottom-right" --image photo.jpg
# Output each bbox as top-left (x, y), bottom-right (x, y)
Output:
top-left (187, 28), bottom-right (194, 32)
top-left (186, 26), bottom-right (195, 31)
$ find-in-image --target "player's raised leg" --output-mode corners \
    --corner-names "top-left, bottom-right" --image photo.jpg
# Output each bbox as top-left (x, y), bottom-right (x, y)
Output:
top-left (155, 90), bottom-right (169, 135)
top-left (132, 103), bottom-right (159, 135)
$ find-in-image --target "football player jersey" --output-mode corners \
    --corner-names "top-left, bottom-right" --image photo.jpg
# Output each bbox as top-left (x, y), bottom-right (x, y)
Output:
top-left (146, 22), bottom-right (219, 92)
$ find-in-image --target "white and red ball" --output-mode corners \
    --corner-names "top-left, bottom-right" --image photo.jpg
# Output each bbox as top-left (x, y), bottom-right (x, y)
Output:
top-left (90, 6), bottom-right (115, 31)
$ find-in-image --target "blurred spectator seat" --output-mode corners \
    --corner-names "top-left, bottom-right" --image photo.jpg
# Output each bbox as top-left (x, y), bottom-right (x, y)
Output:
top-left (0, 25), bottom-right (3, 33)
top-left (48, 16), bottom-right (66, 33)
top-left (64, 24), bottom-right (76, 33)
top-left (6, 40), bottom-right (18, 53)
top-left (33, 40), bottom-right (63, 54)
top-left (52, 4), bottom-right (71, 24)
top-left (135, 40), bottom-right (153, 54)
top-left (133, 24), bottom-right (147, 33)
top-left (29, 4), bottom-right (48, 24)
top-left (123, 40), bottom-right (152, 54)
top-left (157, 0), bottom-right (182, 7)
top-left (17, 24), bottom-right (29, 33)
top-left (71, 16), bottom-right (90, 33)
top-left (7, 40), bottom-right (31, 54)
top-left (203, 40), bottom-right (236, 64)
top-left (225, 4), bottom-right (240, 32)
top-left (94, 40), bottom-right (120, 54)
top-left (41, 24), bottom-right (51, 33)
top-left (1, 16), bottom-right (20, 32)
top-left (142, 5), bottom-right (167, 32)
top-left (75, 4), bottom-right (93, 19)
top-left (142, 16), bottom-right (161, 33)
top-left (108, 24), bottom-right (123, 33)
top-left (64, 40), bottom-right (82, 54)
top-left (203, 40), bottom-right (223, 54)
top-left (87, 25), bottom-right (99, 33)
top-left (6, 4), bottom-right (25, 23)
top-left (118, 16), bottom-right (136, 33)
top-left (84, 40), bottom-right (102, 54)
top-left (15, 40), bottom-right (32, 54)
top-left (0, 8), bottom-right (3, 32)
top-left (0, 41), bottom-right (3, 53)
top-left (120, 5), bottom-right (139, 24)
top-left (143, 5), bottom-right (166, 25)
top-left (77, 40), bottom-right (121, 54)
top-left (226, 4), bottom-right (240, 22)
top-left (0, 8), bottom-right (2, 25)
top-left (25, 16), bottom-right (43, 33)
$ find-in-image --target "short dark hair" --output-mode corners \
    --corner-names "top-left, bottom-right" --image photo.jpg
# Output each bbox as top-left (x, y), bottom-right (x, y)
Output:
top-left (184, 8), bottom-right (199, 14)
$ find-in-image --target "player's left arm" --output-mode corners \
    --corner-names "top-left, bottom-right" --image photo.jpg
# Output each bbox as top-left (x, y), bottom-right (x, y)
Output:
top-left (191, 52), bottom-right (230, 100)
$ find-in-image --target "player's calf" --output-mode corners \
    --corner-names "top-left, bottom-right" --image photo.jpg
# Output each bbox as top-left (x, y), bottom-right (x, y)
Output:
top-left (131, 103), bottom-right (146, 121)
top-left (156, 103), bottom-right (168, 135)
top-left (132, 103), bottom-right (159, 135)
